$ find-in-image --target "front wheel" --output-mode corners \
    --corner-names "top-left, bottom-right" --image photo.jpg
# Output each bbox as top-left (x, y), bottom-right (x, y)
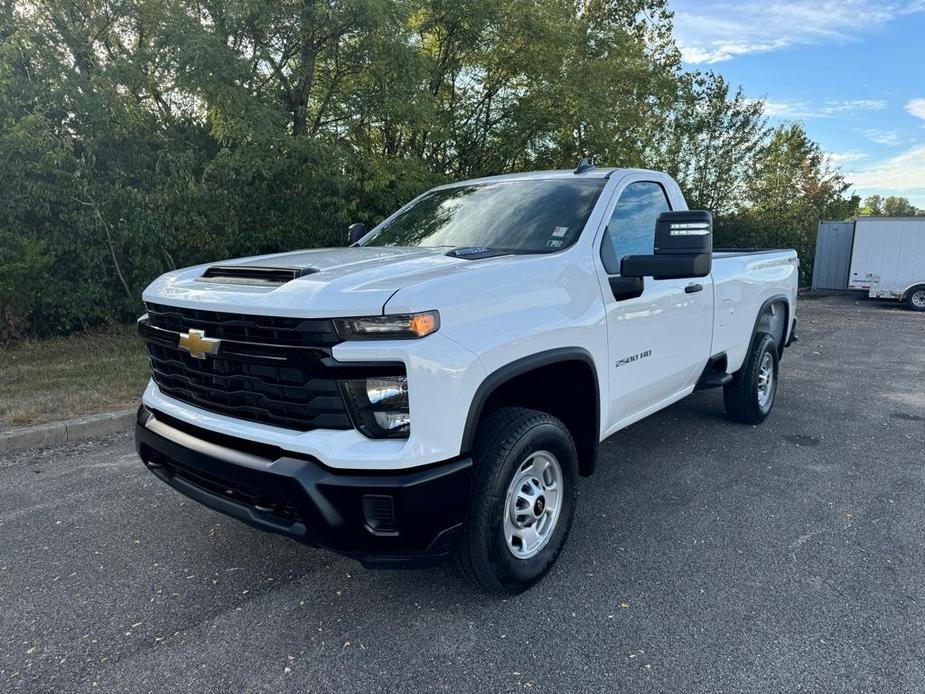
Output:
top-left (723, 332), bottom-right (779, 425)
top-left (455, 407), bottom-right (578, 593)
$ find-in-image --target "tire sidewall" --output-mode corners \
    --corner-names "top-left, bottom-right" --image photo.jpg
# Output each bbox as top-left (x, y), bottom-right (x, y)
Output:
top-left (752, 334), bottom-right (779, 416)
top-left (483, 421), bottom-right (577, 589)
top-left (908, 288), bottom-right (925, 312)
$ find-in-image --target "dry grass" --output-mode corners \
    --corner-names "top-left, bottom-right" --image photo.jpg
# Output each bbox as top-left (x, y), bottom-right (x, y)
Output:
top-left (0, 325), bottom-right (148, 431)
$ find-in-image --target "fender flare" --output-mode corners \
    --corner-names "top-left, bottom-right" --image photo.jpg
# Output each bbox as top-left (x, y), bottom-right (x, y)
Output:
top-left (459, 347), bottom-right (601, 459)
top-left (750, 294), bottom-right (792, 355)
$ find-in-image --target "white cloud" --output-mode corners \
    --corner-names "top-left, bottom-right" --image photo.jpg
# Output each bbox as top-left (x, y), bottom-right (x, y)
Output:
top-left (761, 98), bottom-right (887, 119)
top-left (673, 1), bottom-right (925, 63)
top-left (906, 98), bottom-right (925, 120)
top-left (828, 151), bottom-right (870, 165)
top-left (830, 100), bottom-right (889, 113)
top-left (846, 144), bottom-right (925, 207)
top-left (863, 129), bottom-right (902, 146)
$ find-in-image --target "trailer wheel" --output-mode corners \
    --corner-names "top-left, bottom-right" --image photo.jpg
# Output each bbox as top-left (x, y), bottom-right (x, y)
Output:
top-left (724, 332), bottom-right (779, 425)
top-left (454, 407), bottom-right (577, 593)
top-left (907, 286), bottom-right (925, 312)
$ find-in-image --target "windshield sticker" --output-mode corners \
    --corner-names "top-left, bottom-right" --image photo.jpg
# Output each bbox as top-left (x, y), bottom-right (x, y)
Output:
top-left (552, 226), bottom-right (569, 237)
top-left (546, 239), bottom-right (564, 248)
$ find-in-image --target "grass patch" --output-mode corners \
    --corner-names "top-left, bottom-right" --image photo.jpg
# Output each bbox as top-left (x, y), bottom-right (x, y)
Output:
top-left (0, 325), bottom-right (148, 430)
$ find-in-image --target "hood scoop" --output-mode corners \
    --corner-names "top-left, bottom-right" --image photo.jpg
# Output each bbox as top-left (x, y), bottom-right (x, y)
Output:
top-left (445, 247), bottom-right (512, 260)
top-left (198, 265), bottom-right (316, 286)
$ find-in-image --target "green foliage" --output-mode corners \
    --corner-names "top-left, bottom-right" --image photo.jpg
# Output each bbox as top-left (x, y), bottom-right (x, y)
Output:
top-left (658, 72), bottom-right (768, 214)
top-left (0, 0), bottom-right (859, 339)
top-left (714, 124), bottom-right (860, 284)
top-left (859, 195), bottom-right (924, 217)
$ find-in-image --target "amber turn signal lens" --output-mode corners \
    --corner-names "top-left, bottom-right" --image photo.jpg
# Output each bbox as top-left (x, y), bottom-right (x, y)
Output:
top-left (409, 312), bottom-right (438, 337)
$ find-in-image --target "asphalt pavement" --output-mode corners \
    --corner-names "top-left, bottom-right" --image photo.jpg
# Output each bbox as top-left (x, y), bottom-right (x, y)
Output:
top-left (2, 295), bottom-right (924, 693)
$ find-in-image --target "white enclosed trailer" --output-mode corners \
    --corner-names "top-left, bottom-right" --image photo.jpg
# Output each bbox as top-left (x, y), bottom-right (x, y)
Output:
top-left (848, 217), bottom-right (925, 311)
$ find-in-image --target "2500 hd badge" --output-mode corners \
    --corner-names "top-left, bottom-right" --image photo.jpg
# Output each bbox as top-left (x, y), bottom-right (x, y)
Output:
top-left (616, 350), bottom-right (652, 368)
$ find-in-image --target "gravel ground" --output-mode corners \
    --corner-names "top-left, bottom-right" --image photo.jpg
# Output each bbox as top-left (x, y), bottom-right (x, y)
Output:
top-left (1, 295), bottom-right (923, 693)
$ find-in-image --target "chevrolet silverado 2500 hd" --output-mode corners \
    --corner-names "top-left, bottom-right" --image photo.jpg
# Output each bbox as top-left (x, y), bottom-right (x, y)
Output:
top-left (136, 163), bottom-right (798, 592)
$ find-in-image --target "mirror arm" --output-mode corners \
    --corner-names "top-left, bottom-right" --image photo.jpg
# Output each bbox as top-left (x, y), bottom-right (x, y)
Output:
top-left (609, 276), bottom-right (644, 302)
top-left (347, 223), bottom-right (368, 245)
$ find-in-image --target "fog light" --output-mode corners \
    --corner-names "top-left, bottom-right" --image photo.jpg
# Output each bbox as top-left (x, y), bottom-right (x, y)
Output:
top-left (373, 411), bottom-right (411, 431)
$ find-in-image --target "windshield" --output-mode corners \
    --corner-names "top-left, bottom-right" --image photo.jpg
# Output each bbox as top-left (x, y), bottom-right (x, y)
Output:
top-left (361, 178), bottom-right (606, 253)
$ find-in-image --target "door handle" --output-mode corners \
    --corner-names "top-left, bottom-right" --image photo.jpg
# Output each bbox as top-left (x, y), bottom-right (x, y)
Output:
top-left (684, 283), bottom-right (704, 294)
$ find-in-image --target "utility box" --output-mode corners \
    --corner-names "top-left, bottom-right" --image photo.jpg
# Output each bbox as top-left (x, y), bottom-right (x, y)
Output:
top-left (848, 217), bottom-right (925, 308)
top-left (812, 221), bottom-right (856, 292)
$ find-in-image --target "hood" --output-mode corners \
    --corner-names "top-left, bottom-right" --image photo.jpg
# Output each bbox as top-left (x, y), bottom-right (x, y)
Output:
top-left (142, 246), bottom-right (514, 317)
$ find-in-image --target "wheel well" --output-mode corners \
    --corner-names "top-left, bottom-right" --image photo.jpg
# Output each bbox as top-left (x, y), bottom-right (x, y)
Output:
top-left (902, 283), bottom-right (925, 300)
top-left (467, 358), bottom-right (599, 477)
top-left (755, 298), bottom-right (789, 357)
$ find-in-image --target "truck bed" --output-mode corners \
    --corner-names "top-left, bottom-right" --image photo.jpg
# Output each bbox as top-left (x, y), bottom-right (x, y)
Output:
top-left (710, 248), bottom-right (799, 373)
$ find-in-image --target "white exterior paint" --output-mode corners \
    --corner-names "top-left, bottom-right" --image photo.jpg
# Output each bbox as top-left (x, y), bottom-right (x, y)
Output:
top-left (848, 217), bottom-right (925, 299)
top-left (142, 168), bottom-right (798, 471)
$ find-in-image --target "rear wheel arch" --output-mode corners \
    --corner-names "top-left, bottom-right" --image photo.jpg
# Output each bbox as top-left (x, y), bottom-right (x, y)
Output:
top-left (901, 282), bottom-right (925, 298)
top-left (751, 295), bottom-right (791, 357)
top-left (461, 349), bottom-right (601, 477)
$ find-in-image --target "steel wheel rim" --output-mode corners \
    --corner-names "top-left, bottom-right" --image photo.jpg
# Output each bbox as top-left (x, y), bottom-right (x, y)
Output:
top-left (756, 350), bottom-right (775, 409)
top-left (502, 451), bottom-right (563, 560)
top-left (912, 290), bottom-right (925, 308)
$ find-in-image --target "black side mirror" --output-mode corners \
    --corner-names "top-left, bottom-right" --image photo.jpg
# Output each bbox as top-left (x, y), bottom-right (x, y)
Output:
top-left (347, 223), bottom-right (368, 245)
top-left (621, 210), bottom-right (713, 280)
top-left (600, 226), bottom-right (645, 300)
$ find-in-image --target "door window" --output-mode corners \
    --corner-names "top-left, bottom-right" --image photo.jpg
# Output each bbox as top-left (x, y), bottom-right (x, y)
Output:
top-left (602, 182), bottom-right (671, 270)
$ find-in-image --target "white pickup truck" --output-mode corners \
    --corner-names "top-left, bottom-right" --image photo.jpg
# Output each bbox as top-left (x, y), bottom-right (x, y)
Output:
top-left (136, 163), bottom-right (798, 592)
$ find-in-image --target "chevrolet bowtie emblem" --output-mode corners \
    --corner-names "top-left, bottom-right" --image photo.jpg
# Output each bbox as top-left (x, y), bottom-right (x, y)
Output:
top-left (178, 328), bottom-right (220, 359)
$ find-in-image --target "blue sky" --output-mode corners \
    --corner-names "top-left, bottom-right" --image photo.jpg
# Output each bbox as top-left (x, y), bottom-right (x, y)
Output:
top-left (670, 0), bottom-right (925, 208)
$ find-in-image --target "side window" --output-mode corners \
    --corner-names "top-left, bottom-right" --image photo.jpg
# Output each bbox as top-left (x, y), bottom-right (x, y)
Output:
top-left (603, 182), bottom-right (671, 270)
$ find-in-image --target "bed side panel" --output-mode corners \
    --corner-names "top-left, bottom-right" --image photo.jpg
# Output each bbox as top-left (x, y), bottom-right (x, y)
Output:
top-left (711, 251), bottom-right (798, 372)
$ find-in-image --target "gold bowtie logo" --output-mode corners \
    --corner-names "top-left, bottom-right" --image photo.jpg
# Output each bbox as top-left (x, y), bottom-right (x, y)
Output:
top-left (178, 328), bottom-right (220, 359)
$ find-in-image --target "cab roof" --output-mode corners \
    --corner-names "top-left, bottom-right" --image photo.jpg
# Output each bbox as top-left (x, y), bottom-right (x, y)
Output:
top-left (438, 167), bottom-right (665, 189)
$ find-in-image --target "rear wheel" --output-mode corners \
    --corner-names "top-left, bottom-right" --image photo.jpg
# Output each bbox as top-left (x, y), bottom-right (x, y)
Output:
top-left (455, 407), bottom-right (577, 593)
top-left (723, 332), bottom-right (779, 425)
top-left (907, 287), bottom-right (925, 312)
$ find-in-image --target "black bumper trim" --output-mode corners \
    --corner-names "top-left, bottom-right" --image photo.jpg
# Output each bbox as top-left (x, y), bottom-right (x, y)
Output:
top-left (135, 406), bottom-right (472, 567)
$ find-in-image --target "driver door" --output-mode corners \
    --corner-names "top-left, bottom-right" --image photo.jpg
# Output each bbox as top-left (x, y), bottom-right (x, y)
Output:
top-left (595, 178), bottom-right (713, 429)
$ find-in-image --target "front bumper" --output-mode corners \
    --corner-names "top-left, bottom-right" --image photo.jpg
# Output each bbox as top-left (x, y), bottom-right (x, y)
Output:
top-left (135, 406), bottom-right (472, 567)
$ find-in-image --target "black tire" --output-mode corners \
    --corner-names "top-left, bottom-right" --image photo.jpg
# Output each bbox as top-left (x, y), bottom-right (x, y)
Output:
top-left (455, 407), bottom-right (578, 593)
top-left (907, 286), bottom-right (925, 312)
top-left (723, 332), bottom-right (779, 425)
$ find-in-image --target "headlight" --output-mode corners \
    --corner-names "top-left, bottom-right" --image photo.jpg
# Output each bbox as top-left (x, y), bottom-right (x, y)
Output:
top-left (333, 311), bottom-right (439, 340)
top-left (340, 376), bottom-right (410, 438)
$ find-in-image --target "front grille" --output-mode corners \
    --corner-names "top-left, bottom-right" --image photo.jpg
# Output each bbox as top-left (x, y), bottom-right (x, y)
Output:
top-left (142, 304), bottom-right (355, 431)
top-left (145, 302), bottom-right (340, 347)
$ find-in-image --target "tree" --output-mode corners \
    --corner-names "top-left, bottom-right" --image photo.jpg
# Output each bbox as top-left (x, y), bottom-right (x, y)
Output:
top-left (859, 195), bottom-right (923, 216)
top-left (658, 72), bottom-right (767, 214)
top-left (714, 124), bottom-right (860, 284)
top-left (0, 0), bottom-right (860, 338)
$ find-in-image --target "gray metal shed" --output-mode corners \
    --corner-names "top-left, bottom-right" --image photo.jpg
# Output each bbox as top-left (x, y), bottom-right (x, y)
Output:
top-left (812, 221), bottom-right (856, 291)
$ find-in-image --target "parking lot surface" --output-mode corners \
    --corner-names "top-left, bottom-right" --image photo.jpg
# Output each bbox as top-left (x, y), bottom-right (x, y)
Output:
top-left (2, 295), bottom-right (924, 693)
